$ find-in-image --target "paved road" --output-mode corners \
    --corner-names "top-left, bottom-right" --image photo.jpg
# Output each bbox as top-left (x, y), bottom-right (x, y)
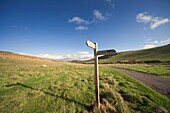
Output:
top-left (114, 67), bottom-right (170, 99)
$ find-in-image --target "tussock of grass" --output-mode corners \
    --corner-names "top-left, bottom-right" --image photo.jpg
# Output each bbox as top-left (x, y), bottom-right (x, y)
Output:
top-left (85, 80), bottom-right (128, 113)
top-left (100, 81), bottom-right (130, 113)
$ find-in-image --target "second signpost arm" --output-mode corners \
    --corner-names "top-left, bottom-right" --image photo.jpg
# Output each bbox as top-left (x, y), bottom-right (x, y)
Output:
top-left (94, 42), bottom-right (100, 108)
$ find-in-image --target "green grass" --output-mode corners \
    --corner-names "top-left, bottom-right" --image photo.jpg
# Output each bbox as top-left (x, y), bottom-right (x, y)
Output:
top-left (85, 44), bottom-right (170, 64)
top-left (0, 55), bottom-right (170, 113)
top-left (112, 64), bottom-right (170, 76)
top-left (161, 76), bottom-right (170, 79)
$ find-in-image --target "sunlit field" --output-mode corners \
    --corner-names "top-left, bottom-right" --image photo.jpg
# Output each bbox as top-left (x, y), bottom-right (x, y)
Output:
top-left (0, 55), bottom-right (170, 113)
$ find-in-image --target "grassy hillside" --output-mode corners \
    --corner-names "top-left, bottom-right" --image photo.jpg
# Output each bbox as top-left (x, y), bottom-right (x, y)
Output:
top-left (0, 51), bottom-right (44, 60)
top-left (0, 52), bottom-right (170, 112)
top-left (85, 44), bottom-right (170, 64)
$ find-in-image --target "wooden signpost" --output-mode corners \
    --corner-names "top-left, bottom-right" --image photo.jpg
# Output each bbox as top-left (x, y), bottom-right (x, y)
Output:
top-left (86, 40), bottom-right (116, 108)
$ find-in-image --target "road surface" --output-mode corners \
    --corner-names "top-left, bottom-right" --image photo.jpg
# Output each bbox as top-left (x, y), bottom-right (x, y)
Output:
top-left (114, 67), bottom-right (170, 99)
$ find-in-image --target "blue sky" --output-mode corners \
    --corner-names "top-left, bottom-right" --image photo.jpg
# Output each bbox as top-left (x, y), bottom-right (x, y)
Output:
top-left (0, 0), bottom-right (170, 60)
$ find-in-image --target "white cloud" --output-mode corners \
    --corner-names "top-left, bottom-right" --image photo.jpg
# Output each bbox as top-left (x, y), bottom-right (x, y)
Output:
top-left (143, 37), bottom-right (170, 49)
top-left (149, 40), bottom-right (159, 44)
top-left (150, 18), bottom-right (169, 30)
top-left (93, 10), bottom-right (105, 20)
top-left (20, 52), bottom-right (93, 61)
top-left (69, 9), bottom-right (111, 30)
top-left (60, 52), bottom-right (93, 61)
top-left (144, 44), bottom-right (156, 49)
top-left (37, 54), bottom-right (64, 60)
top-left (106, 0), bottom-right (112, 2)
top-left (136, 12), bottom-right (170, 30)
top-left (144, 37), bottom-right (170, 44)
top-left (136, 12), bottom-right (152, 23)
top-left (75, 26), bottom-right (88, 31)
top-left (19, 53), bottom-right (64, 60)
top-left (19, 52), bottom-right (30, 55)
top-left (68, 17), bottom-right (89, 24)
top-left (78, 51), bottom-right (89, 54)
top-left (63, 52), bottom-right (93, 61)
top-left (160, 38), bottom-right (170, 44)
top-left (143, 36), bottom-right (151, 43)
top-left (105, 0), bottom-right (114, 8)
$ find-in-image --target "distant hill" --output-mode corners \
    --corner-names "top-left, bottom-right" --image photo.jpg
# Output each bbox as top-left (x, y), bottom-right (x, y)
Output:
top-left (0, 51), bottom-right (45, 60)
top-left (83, 44), bottom-right (170, 64)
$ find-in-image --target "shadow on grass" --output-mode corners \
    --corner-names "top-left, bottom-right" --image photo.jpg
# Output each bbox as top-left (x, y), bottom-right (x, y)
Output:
top-left (5, 82), bottom-right (90, 109)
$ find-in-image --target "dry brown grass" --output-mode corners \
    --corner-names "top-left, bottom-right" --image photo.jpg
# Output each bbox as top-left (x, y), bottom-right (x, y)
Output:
top-left (84, 77), bottom-right (130, 113)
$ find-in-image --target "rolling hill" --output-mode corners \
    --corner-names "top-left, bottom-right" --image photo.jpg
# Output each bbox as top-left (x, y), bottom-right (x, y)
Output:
top-left (0, 51), bottom-right (43, 60)
top-left (84, 44), bottom-right (170, 64)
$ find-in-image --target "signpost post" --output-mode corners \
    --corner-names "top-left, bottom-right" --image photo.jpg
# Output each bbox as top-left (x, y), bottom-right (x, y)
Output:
top-left (86, 40), bottom-right (116, 108)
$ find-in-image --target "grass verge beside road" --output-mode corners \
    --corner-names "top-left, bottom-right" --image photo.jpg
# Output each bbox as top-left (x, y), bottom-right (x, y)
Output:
top-left (112, 64), bottom-right (170, 77)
